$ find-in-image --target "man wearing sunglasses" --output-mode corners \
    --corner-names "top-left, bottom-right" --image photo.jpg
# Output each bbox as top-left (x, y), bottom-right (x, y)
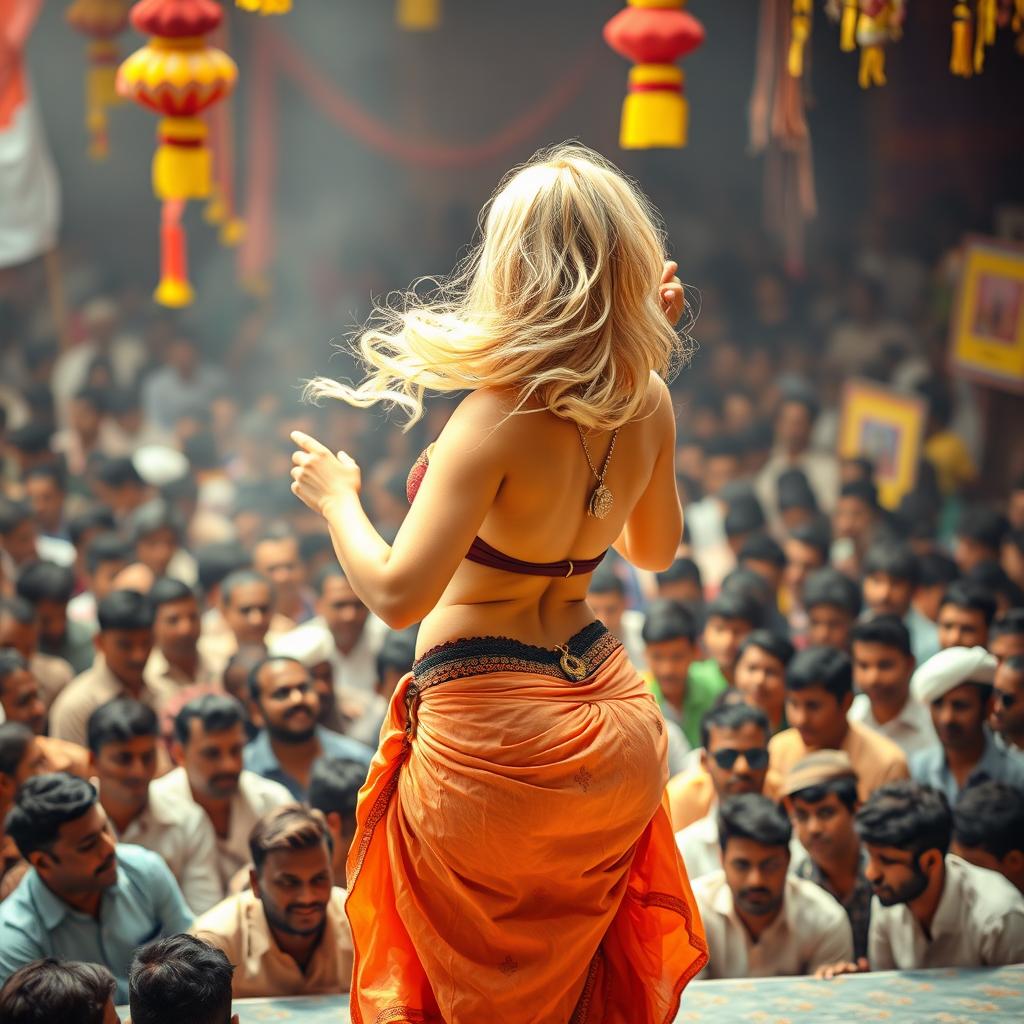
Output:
top-left (675, 702), bottom-right (773, 880)
top-left (991, 654), bottom-right (1024, 757)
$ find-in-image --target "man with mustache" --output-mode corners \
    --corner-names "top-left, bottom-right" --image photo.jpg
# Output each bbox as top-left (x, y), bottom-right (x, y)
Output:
top-left (243, 657), bottom-right (372, 802)
top-left (909, 646), bottom-right (1024, 804)
top-left (0, 772), bottom-right (193, 1001)
top-left (191, 806), bottom-right (353, 998)
top-left (691, 792), bottom-right (853, 978)
top-left (151, 694), bottom-right (293, 890)
top-left (818, 781), bottom-right (1024, 977)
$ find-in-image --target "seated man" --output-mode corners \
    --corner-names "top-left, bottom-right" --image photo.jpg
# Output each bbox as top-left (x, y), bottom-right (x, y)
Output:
top-left (243, 656), bottom-right (372, 802)
top-left (782, 750), bottom-right (872, 960)
top-left (309, 757), bottom-right (372, 886)
top-left (0, 723), bottom-right (51, 898)
top-left (198, 570), bottom-right (279, 678)
top-left (691, 793), bottom-right (853, 978)
top-left (910, 646), bottom-right (1024, 803)
top-left (15, 561), bottom-right (94, 674)
top-left (989, 609), bottom-right (1024, 666)
top-left (802, 568), bottom-right (862, 652)
top-left (675, 702), bottom-right (772, 881)
top-left (192, 806), bottom-right (353, 998)
top-left (153, 694), bottom-right (292, 889)
top-left (820, 781), bottom-right (1024, 975)
top-left (952, 781), bottom-right (1024, 895)
top-left (688, 590), bottom-right (762, 694)
top-left (88, 698), bottom-right (221, 914)
top-left (848, 616), bottom-right (937, 757)
top-left (144, 578), bottom-right (219, 706)
top-left (936, 580), bottom-right (997, 651)
top-left (732, 629), bottom-right (794, 736)
top-left (0, 959), bottom-right (118, 1024)
top-left (0, 773), bottom-right (193, 1000)
top-left (991, 654), bottom-right (1024, 757)
top-left (769, 646), bottom-right (908, 802)
top-left (0, 596), bottom-right (74, 711)
top-left (129, 933), bottom-right (237, 1024)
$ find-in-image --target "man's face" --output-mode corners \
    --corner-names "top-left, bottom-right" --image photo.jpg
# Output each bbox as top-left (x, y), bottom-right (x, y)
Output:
top-left (990, 632), bottom-right (1024, 668)
top-left (5, 736), bottom-right (51, 788)
top-left (703, 455), bottom-right (740, 499)
top-left (92, 736), bottom-right (158, 810)
top-left (785, 685), bottom-right (850, 751)
top-left (914, 584), bottom-right (946, 624)
top-left (588, 590), bottom-right (626, 634)
top-left (0, 614), bottom-right (36, 659)
top-left (775, 401), bottom-right (812, 454)
top-left (1009, 489), bottom-right (1024, 531)
top-left (31, 804), bottom-right (118, 896)
top-left (92, 558), bottom-right (129, 602)
top-left (95, 627), bottom-right (153, 688)
top-left (252, 842), bottom-right (333, 939)
top-left (703, 616), bottom-right (752, 678)
top-left (643, 637), bottom-right (695, 709)
top-left (954, 537), bottom-right (993, 576)
top-left (950, 839), bottom-right (1023, 893)
top-left (783, 540), bottom-right (823, 602)
top-left (310, 661), bottom-right (336, 724)
top-left (35, 599), bottom-right (67, 647)
top-left (253, 661), bottom-right (319, 743)
top-left (806, 604), bottom-right (853, 651)
top-left (254, 538), bottom-right (305, 608)
top-left (863, 571), bottom-right (913, 618)
top-left (722, 837), bottom-right (789, 919)
top-left (70, 399), bottom-right (101, 439)
top-left (657, 579), bottom-right (702, 607)
top-left (852, 640), bottom-right (914, 715)
top-left (318, 576), bottom-right (369, 652)
top-left (833, 497), bottom-right (873, 543)
top-left (937, 604), bottom-right (989, 650)
top-left (0, 669), bottom-right (47, 734)
top-left (702, 723), bottom-right (769, 800)
top-left (787, 791), bottom-right (857, 865)
top-left (863, 843), bottom-right (933, 907)
top-left (930, 682), bottom-right (988, 751)
top-left (4, 520), bottom-right (38, 567)
top-left (991, 663), bottom-right (1024, 739)
top-left (734, 646), bottom-right (786, 728)
top-left (136, 527), bottom-right (178, 578)
top-left (177, 720), bottom-right (245, 800)
top-left (153, 597), bottom-right (201, 661)
top-left (223, 582), bottom-right (273, 646)
top-left (25, 477), bottom-right (63, 532)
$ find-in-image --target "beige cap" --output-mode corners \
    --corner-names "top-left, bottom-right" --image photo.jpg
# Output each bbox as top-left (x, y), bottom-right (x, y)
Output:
top-left (781, 749), bottom-right (857, 798)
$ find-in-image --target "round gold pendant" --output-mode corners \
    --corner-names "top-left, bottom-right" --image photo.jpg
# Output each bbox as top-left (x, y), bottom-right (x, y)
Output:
top-left (559, 649), bottom-right (588, 681)
top-left (588, 484), bottom-right (613, 519)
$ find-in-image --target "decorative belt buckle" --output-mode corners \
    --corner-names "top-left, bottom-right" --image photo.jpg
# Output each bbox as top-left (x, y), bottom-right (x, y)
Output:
top-left (556, 644), bottom-right (588, 682)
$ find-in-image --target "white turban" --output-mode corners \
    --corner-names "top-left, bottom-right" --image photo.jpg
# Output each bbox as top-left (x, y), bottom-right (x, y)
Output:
top-left (268, 626), bottom-right (335, 668)
top-left (911, 646), bottom-right (997, 705)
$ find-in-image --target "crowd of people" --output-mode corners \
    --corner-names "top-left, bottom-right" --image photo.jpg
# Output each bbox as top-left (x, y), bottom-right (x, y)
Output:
top-left (0, 206), bottom-right (1023, 1020)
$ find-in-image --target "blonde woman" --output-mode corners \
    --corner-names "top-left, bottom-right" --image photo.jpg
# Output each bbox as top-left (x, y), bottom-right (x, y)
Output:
top-left (290, 144), bottom-right (708, 1023)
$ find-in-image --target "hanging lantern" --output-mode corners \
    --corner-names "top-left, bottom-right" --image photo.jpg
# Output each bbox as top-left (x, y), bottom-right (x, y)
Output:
top-left (789, 0), bottom-right (815, 77)
top-left (116, 0), bottom-right (237, 307)
top-left (603, 0), bottom-right (706, 149)
top-left (397, 0), bottom-right (441, 31)
top-left (236, 0), bottom-right (291, 13)
top-left (853, 1), bottom-right (905, 88)
top-left (65, 0), bottom-right (132, 160)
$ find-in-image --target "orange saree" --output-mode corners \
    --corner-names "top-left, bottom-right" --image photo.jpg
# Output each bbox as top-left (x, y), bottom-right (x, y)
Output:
top-left (345, 624), bottom-right (708, 1023)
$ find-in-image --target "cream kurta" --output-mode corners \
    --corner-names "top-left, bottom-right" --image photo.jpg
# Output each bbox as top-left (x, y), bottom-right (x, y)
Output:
top-left (848, 693), bottom-right (938, 758)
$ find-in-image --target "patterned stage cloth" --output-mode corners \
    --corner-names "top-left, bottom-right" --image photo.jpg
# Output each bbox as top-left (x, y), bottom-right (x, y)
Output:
top-left (120, 965), bottom-right (1024, 1021)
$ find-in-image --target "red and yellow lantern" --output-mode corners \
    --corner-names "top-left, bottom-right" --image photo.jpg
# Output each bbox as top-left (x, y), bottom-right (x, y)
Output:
top-left (397, 0), bottom-right (440, 31)
top-left (236, 0), bottom-right (291, 13)
top-left (603, 0), bottom-right (706, 149)
top-left (65, 0), bottom-right (131, 160)
top-left (116, 0), bottom-right (237, 307)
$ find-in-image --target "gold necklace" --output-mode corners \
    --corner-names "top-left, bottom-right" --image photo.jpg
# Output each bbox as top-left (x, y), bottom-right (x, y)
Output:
top-left (577, 424), bottom-right (619, 520)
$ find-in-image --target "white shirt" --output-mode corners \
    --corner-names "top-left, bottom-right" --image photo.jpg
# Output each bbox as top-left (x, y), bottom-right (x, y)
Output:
top-left (105, 783), bottom-right (223, 915)
top-left (693, 869), bottom-right (854, 979)
top-left (675, 814), bottom-right (721, 881)
top-left (868, 855), bottom-right (1024, 970)
top-left (848, 692), bottom-right (939, 758)
top-left (284, 615), bottom-right (388, 697)
top-left (149, 767), bottom-right (293, 889)
top-left (619, 609), bottom-right (647, 671)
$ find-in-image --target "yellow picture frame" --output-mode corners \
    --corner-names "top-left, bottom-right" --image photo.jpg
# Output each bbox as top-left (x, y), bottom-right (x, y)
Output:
top-left (837, 380), bottom-right (926, 510)
top-left (950, 235), bottom-right (1024, 393)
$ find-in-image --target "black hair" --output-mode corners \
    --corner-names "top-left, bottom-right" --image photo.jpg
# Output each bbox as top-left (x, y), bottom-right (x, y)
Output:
top-left (0, 596), bottom-right (35, 625)
top-left (939, 580), bottom-right (998, 627)
top-left (785, 646), bottom-right (853, 700)
top-left (788, 775), bottom-right (859, 813)
top-left (0, 498), bottom-right (32, 535)
top-left (641, 599), bottom-right (699, 645)
top-left (182, 432), bottom-right (220, 472)
top-left (777, 379), bottom-right (820, 421)
top-left (991, 609), bottom-right (1024, 640)
top-left (956, 506), bottom-right (1009, 551)
top-left (128, 499), bottom-right (183, 544)
top-left (84, 532), bottom-right (133, 576)
top-left (15, 561), bottom-right (75, 605)
top-left (313, 563), bottom-right (347, 595)
top-left (173, 693), bottom-right (247, 746)
top-left (724, 495), bottom-right (766, 538)
top-left (7, 422), bottom-right (53, 455)
top-left (72, 386), bottom-right (107, 413)
top-left (86, 697), bottom-right (159, 755)
top-left (738, 533), bottom-right (787, 570)
top-left (0, 721), bottom-right (34, 779)
top-left (952, 781), bottom-right (1024, 859)
top-left (308, 757), bottom-right (367, 823)
top-left (655, 557), bottom-right (702, 589)
top-left (96, 591), bottom-right (152, 634)
top-left (699, 701), bottom-right (770, 751)
top-left (67, 506), bottom-right (118, 548)
top-left (850, 615), bottom-right (913, 657)
top-left (0, 648), bottom-right (29, 688)
top-left (221, 569), bottom-right (273, 606)
top-left (128, 934), bottom-right (235, 1024)
top-left (254, 522), bottom-right (298, 547)
top-left (737, 628), bottom-right (794, 668)
top-left (788, 519), bottom-right (832, 561)
top-left (966, 561), bottom-right (1024, 610)
top-left (5, 772), bottom-right (98, 858)
top-left (776, 467), bottom-right (818, 512)
top-left (917, 551), bottom-right (960, 589)
top-left (298, 532), bottom-right (334, 566)
top-left (1006, 528), bottom-right (1024, 555)
top-left (149, 577), bottom-right (197, 610)
top-left (195, 541), bottom-right (251, 595)
top-left (703, 589), bottom-right (763, 630)
top-left (863, 541), bottom-right (920, 587)
top-left (248, 655), bottom-right (305, 703)
top-left (24, 464), bottom-right (66, 491)
top-left (96, 456), bottom-right (146, 490)
top-left (803, 568), bottom-right (863, 617)
top-left (587, 566), bottom-right (626, 597)
top-left (840, 479), bottom-right (879, 509)
top-left (703, 435), bottom-right (744, 460)
top-left (376, 626), bottom-right (419, 681)
top-left (0, 959), bottom-right (116, 1024)
top-left (717, 793), bottom-right (792, 851)
top-left (855, 781), bottom-right (952, 859)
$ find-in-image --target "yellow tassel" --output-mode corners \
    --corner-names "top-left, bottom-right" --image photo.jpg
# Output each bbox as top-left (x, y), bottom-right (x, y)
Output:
top-left (789, 14), bottom-right (813, 77)
top-left (841, 0), bottom-right (858, 51)
top-left (1014, 0), bottom-right (1024, 31)
top-left (974, 0), bottom-right (997, 73)
top-left (152, 118), bottom-right (211, 201)
top-left (858, 44), bottom-right (887, 87)
top-left (236, 0), bottom-right (291, 13)
top-left (620, 65), bottom-right (687, 149)
top-left (219, 217), bottom-right (246, 247)
top-left (86, 40), bottom-right (121, 162)
top-left (155, 278), bottom-right (194, 308)
top-left (204, 185), bottom-right (227, 225)
top-left (397, 0), bottom-right (440, 31)
top-left (951, 3), bottom-right (974, 77)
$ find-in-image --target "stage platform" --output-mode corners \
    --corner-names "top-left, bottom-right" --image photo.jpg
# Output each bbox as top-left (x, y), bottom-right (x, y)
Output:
top-left (120, 964), bottom-right (1024, 1021)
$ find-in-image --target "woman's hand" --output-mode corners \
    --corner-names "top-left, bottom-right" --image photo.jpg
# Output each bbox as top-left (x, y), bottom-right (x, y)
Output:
top-left (290, 430), bottom-right (362, 517)
top-left (814, 957), bottom-right (869, 980)
top-left (660, 260), bottom-right (685, 326)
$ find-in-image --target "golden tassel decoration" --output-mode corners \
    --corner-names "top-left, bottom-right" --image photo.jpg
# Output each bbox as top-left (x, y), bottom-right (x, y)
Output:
top-left (397, 0), bottom-right (440, 31)
top-left (789, 0), bottom-right (814, 77)
top-left (236, 0), bottom-right (292, 13)
top-left (841, 0), bottom-right (859, 50)
top-left (974, 0), bottom-right (997, 71)
top-left (951, 2), bottom-right (975, 76)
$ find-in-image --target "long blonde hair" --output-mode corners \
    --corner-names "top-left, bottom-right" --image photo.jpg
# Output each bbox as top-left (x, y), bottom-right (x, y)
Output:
top-left (306, 143), bottom-right (692, 431)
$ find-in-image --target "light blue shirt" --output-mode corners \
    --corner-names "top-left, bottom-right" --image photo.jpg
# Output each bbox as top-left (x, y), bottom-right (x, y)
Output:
top-left (0, 844), bottom-right (194, 1002)
top-left (243, 725), bottom-right (372, 802)
top-left (910, 729), bottom-right (1024, 805)
top-left (904, 606), bottom-right (941, 666)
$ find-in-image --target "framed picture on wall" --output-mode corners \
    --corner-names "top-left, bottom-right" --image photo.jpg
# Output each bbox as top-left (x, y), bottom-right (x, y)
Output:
top-left (837, 380), bottom-right (926, 510)
top-left (950, 235), bottom-right (1024, 394)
